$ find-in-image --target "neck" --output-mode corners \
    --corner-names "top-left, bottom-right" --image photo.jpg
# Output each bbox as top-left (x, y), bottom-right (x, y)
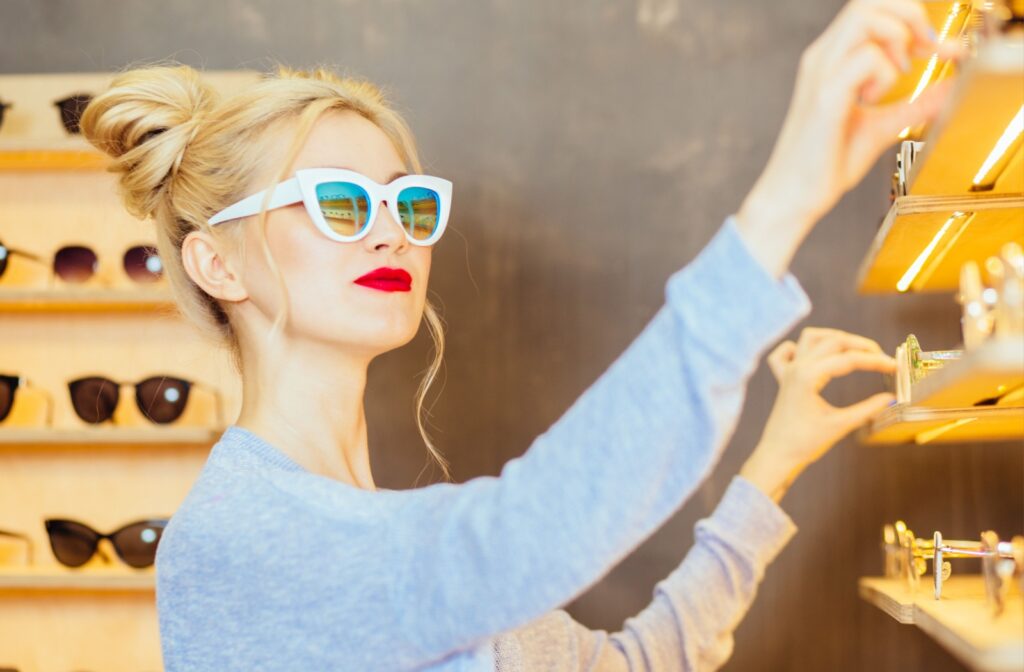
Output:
top-left (233, 331), bottom-right (376, 490)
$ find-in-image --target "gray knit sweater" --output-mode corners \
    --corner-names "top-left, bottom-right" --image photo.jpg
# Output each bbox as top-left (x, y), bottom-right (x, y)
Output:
top-left (155, 216), bottom-right (811, 670)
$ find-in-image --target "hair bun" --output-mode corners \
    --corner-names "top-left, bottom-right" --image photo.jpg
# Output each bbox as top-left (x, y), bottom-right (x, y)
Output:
top-left (80, 65), bottom-right (216, 219)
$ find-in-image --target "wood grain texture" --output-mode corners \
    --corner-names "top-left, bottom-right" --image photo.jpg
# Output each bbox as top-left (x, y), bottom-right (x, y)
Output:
top-left (0, 2), bottom-right (1020, 671)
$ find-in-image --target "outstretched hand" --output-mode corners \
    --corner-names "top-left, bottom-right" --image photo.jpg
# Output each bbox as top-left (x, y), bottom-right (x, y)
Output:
top-left (740, 327), bottom-right (897, 503)
top-left (734, 0), bottom-right (965, 278)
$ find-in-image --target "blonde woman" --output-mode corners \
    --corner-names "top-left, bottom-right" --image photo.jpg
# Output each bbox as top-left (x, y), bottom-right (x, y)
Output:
top-left (81, 1), bottom-right (951, 669)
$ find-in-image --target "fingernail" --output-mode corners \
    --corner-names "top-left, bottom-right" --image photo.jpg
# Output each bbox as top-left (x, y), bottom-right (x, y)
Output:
top-left (901, 55), bottom-right (911, 73)
top-left (928, 26), bottom-right (938, 42)
top-left (887, 398), bottom-right (899, 407)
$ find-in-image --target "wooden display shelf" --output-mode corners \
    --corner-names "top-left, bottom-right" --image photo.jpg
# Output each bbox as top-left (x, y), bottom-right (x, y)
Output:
top-left (907, 36), bottom-right (1024, 197)
top-left (912, 339), bottom-right (1024, 408)
top-left (859, 576), bottom-right (1024, 672)
top-left (0, 138), bottom-right (107, 170)
top-left (0, 426), bottom-right (222, 447)
top-left (861, 404), bottom-right (1024, 445)
top-left (0, 287), bottom-right (175, 312)
top-left (856, 194), bottom-right (1024, 294)
top-left (0, 566), bottom-right (154, 592)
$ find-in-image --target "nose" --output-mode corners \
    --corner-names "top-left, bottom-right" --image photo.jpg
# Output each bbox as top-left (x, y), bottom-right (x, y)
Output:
top-left (363, 199), bottom-right (409, 252)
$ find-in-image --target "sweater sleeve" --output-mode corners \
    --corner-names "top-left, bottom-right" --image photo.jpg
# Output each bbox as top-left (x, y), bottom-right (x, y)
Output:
top-left (382, 216), bottom-right (811, 665)
top-left (537, 475), bottom-right (799, 672)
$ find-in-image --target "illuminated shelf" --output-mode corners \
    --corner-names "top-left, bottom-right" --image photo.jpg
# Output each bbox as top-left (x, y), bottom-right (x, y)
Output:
top-left (859, 576), bottom-right (1024, 672)
top-left (0, 427), bottom-right (221, 447)
top-left (913, 339), bottom-right (1024, 408)
top-left (0, 138), bottom-right (107, 170)
top-left (861, 404), bottom-right (1023, 445)
top-left (0, 287), bottom-right (174, 312)
top-left (856, 194), bottom-right (1023, 294)
top-left (907, 36), bottom-right (1024, 196)
top-left (0, 566), bottom-right (154, 591)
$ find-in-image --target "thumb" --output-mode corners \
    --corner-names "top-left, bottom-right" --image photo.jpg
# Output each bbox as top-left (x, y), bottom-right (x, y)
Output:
top-left (863, 78), bottom-right (953, 142)
top-left (834, 391), bottom-right (896, 434)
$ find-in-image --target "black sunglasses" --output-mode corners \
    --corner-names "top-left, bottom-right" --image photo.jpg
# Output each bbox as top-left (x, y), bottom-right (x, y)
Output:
top-left (0, 239), bottom-right (162, 285)
top-left (67, 375), bottom-right (222, 425)
top-left (45, 518), bottom-right (167, 568)
top-left (0, 100), bottom-right (10, 130)
top-left (54, 93), bottom-right (93, 134)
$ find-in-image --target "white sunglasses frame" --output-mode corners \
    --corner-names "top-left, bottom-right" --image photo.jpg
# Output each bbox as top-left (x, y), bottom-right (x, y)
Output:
top-left (207, 168), bottom-right (452, 246)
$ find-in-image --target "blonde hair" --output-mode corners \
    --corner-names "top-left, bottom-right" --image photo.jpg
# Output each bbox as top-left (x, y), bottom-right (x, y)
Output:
top-left (80, 63), bottom-right (450, 480)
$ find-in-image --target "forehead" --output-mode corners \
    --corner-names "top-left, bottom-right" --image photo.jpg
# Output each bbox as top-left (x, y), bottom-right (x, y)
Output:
top-left (290, 110), bottom-right (407, 182)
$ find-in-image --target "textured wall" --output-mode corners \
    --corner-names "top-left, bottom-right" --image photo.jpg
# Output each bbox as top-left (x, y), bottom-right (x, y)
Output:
top-left (3, 1), bottom-right (1020, 669)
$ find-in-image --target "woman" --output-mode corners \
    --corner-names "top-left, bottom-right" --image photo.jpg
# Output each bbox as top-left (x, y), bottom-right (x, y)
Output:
top-left (80, 1), bottom-right (951, 669)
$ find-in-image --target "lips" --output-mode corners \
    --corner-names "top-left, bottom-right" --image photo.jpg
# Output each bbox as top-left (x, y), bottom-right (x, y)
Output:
top-left (354, 267), bottom-right (413, 292)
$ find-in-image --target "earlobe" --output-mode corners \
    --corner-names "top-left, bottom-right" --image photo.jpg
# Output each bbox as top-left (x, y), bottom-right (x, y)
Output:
top-left (181, 230), bottom-right (249, 303)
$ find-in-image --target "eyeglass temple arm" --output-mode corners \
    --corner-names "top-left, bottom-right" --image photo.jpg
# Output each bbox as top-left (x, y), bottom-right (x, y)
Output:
top-left (0, 529), bottom-right (35, 564)
top-left (19, 377), bottom-right (54, 427)
top-left (192, 381), bottom-right (226, 428)
top-left (208, 179), bottom-right (302, 226)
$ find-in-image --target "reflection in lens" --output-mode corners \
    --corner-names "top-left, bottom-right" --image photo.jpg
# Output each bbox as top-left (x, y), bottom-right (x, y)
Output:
top-left (53, 246), bottom-right (98, 283)
top-left (45, 519), bottom-right (100, 568)
top-left (124, 245), bottom-right (163, 283)
top-left (111, 520), bottom-right (166, 568)
top-left (136, 376), bottom-right (191, 424)
top-left (396, 187), bottom-right (440, 241)
top-left (316, 182), bottom-right (371, 237)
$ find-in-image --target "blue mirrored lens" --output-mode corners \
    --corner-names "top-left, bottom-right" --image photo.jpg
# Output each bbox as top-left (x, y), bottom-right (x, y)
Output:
top-left (396, 187), bottom-right (440, 241)
top-left (315, 182), bottom-right (371, 237)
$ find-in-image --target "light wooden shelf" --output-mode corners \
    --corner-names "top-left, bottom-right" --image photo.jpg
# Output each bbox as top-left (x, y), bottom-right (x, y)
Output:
top-left (0, 426), bottom-right (222, 447)
top-left (860, 576), bottom-right (1024, 672)
top-left (0, 138), bottom-right (107, 170)
top-left (0, 287), bottom-right (175, 312)
top-left (0, 566), bottom-right (154, 591)
top-left (861, 404), bottom-right (1024, 445)
top-left (907, 36), bottom-right (1024, 197)
top-left (912, 339), bottom-right (1024, 408)
top-left (856, 193), bottom-right (1024, 294)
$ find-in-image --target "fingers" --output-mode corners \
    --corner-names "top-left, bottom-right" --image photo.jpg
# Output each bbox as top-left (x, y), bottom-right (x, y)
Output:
top-left (833, 391), bottom-right (897, 432)
top-left (862, 77), bottom-right (953, 141)
top-left (819, 1), bottom-right (933, 76)
top-left (834, 42), bottom-right (902, 107)
top-left (768, 340), bottom-right (797, 381)
top-left (795, 327), bottom-right (886, 358)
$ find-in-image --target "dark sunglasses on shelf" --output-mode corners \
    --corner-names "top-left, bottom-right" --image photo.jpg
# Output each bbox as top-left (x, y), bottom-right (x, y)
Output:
top-left (68, 375), bottom-right (222, 426)
top-left (0, 527), bottom-right (34, 564)
top-left (45, 518), bottom-right (167, 569)
top-left (0, 100), bottom-right (10, 130)
top-left (0, 239), bottom-right (163, 285)
top-left (54, 93), bottom-right (93, 134)
top-left (0, 374), bottom-right (53, 425)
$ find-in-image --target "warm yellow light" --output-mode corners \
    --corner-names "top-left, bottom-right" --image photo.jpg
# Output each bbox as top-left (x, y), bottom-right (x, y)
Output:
top-left (896, 4), bottom-right (964, 139)
top-left (972, 106), bottom-right (1024, 189)
top-left (916, 417), bottom-right (976, 444)
top-left (896, 211), bottom-right (967, 292)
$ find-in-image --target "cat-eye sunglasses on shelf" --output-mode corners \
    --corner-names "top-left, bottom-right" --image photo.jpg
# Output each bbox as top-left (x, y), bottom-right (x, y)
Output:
top-left (207, 167), bottom-right (452, 246)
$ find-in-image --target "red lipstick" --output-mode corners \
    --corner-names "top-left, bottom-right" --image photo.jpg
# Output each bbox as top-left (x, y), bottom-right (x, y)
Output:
top-left (354, 267), bottom-right (412, 292)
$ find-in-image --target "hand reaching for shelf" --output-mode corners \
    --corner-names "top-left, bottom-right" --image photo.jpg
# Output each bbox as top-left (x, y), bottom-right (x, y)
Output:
top-left (734, 0), bottom-right (967, 279)
top-left (740, 327), bottom-right (897, 503)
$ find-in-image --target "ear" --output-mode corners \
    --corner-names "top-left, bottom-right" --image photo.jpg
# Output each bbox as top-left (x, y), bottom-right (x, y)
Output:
top-left (181, 230), bottom-right (249, 303)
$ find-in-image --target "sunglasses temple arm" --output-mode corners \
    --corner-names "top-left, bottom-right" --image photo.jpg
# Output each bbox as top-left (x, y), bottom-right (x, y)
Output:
top-left (21, 378), bottom-right (55, 427)
top-left (0, 529), bottom-right (35, 564)
top-left (194, 381), bottom-right (226, 428)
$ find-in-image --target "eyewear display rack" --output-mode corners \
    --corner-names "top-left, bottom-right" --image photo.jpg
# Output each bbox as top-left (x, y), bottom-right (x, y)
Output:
top-left (0, 72), bottom-right (257, 672)
top-left (855, 5), bottom-right (1024, 672)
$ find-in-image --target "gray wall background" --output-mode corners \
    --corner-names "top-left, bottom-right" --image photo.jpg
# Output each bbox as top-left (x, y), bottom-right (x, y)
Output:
top-left (4, 1), bottom-right (1021, 669)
